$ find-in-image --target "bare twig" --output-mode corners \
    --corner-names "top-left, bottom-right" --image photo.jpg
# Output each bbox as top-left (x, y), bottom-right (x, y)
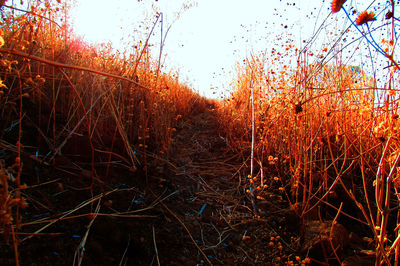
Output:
top-left (73, 199), bottom-right (101, 266)
top-left (152, 225), bottom-right (161, 266)
top-left (329, 202), bottom-right (343, 264)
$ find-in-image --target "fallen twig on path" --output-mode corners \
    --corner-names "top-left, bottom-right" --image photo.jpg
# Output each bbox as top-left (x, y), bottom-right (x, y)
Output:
top-left (155, 193), bottom-right (213, 265)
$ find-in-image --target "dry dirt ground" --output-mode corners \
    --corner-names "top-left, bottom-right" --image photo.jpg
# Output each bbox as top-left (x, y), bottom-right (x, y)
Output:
top-left (0, 103), bottom-right (375, 265)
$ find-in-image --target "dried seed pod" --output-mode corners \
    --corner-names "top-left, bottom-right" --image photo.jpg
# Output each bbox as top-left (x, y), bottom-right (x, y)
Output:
top-left (332, 0), bottom-right (347, 13)
top-left (386, 11), bottom-right (393, 20)
top-left (356, 11), bottom-right (376, 25)
top-left (293, 103), bottom-right (303, 114)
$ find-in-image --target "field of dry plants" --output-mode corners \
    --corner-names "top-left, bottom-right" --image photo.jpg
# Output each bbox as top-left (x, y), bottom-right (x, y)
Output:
top-left (1, 0), bottom-right (400, 265)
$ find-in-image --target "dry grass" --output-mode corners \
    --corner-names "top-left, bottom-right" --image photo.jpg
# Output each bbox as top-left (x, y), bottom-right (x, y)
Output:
top-left (217, 1), bottom-right (400, 264)
top-left (0, 0), bottom-right (208, 262)
top-left (2, 0), bottom-right (400, 265)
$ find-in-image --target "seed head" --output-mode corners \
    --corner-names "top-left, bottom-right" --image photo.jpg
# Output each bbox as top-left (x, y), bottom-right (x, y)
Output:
top-left (386, 11), bottom-right (393, 20)
top-left (332, 0), bottom-right (347, 13)
top-left (356, 11), bottom-right (376, 25)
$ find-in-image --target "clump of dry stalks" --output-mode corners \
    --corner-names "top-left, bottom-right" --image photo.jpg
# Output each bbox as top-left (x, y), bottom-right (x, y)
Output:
top-left (217, 0), bottom-right (400, 264)
top-left (0, 0), bottom-right (207, 263)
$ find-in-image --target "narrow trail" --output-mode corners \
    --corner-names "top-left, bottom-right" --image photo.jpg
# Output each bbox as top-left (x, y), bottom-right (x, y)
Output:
top-left (168, 105), bottom-right (242, 201)
top-left (150, 105), bottom-right (296, 265)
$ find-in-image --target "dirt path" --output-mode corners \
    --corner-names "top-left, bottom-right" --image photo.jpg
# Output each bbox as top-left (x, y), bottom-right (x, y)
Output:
top-left (147, 106), bottom-right (298, 265)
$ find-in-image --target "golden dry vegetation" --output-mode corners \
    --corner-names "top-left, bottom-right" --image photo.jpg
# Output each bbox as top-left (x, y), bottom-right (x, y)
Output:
top-left (1, 0), bottom-right (400, 265)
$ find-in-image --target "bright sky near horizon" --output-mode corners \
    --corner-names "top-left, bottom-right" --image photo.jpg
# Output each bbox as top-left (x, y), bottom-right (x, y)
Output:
top-left (70, 0), bottom-right (336, 98)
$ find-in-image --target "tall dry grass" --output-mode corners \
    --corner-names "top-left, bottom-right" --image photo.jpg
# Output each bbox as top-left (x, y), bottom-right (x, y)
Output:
top-left (218, 0), bottom-right (400, 264)
top-left (0, 0), bottom-right (207, 261)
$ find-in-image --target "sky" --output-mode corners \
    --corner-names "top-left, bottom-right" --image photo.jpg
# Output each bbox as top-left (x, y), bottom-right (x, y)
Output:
top-left (69, 0), bottom-right (352, 98)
